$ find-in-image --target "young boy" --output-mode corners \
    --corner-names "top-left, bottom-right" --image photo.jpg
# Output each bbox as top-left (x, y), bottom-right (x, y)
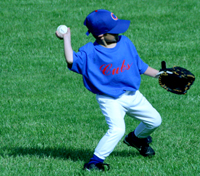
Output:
top-left (56, 9), bottom-right (162, 171)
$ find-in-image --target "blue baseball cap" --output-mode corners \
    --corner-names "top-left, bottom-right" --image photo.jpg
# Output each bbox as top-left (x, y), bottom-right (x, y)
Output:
top-left (84, 9), bottom-right (130, 36)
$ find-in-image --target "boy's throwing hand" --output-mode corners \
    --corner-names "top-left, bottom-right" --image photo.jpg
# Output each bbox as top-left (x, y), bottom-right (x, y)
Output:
top-left (55, 27), bottom-right (71, 40)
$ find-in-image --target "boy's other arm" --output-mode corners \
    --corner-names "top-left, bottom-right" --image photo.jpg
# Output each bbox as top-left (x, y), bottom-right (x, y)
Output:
top-left (55, 28), bottom-right (73, 66)
top-left (63, 28), bottom-right (73, 66)
top-left (143, 66), bottom-right (159, 78)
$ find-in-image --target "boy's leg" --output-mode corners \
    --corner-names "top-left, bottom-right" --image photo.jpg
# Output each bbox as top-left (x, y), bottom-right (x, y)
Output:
top-left (123, 90), bottom-right (161, 156)
top-left (94, 94), bottom-right (126, 160)
top-left (84, 94), bottom-right (127, 171)
top-left (127, 90), bottom-right (162, 138)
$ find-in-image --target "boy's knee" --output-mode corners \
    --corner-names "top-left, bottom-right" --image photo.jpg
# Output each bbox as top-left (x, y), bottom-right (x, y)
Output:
top-left (108, 126), bottom-right (125, 138)
top-left (152, 113), bottom-right (162, 128)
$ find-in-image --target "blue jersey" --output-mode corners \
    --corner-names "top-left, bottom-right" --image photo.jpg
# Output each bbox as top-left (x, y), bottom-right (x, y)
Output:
top-left (70, 35), bottom-right (148, 98)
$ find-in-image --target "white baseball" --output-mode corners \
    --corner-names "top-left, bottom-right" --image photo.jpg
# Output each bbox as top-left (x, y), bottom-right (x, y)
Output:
top-left (57, 25), bottom-right (68, 35)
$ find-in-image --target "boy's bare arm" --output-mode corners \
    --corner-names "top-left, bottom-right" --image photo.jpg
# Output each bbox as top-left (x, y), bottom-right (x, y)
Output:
top-left (63, 28), bottom-right (73, 65)
top-left (144, 66), bottom-right (159, 78)
top-left (55, 28), bottom-right (73, 65)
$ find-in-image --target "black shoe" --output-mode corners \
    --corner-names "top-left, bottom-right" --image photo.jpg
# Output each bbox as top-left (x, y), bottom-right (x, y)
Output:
top-left (139, 144), bottom-right (155, 157)
top-left (123, 133), bottom-right (155, 157)
top-left (146, 135), bottom-right (152, 144)
top-left (83, 162), bottom-right (110, 171)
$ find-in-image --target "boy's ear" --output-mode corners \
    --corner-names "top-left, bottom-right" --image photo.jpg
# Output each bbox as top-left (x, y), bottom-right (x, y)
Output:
top-left (98, 34), bottom-right (104, 39)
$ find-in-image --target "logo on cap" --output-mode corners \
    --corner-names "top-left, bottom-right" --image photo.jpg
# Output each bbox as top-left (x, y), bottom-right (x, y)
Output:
top-left (111, 13), bottom-right (118, 20)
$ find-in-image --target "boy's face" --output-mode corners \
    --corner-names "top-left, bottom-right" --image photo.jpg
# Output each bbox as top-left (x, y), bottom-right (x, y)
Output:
top-left (104, 33), bottom-right (119, 43)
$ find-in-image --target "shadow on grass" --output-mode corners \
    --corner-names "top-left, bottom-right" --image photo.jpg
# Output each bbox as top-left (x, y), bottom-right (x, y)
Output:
top-left (0, 146), bottom-right (138, 162)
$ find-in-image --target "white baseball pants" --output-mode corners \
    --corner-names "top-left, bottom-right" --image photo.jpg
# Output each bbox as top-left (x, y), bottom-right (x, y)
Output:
top-left (94, 90), bottom-right (162, 160)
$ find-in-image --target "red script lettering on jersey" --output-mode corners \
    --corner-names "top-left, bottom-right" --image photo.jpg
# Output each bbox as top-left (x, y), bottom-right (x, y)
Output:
top-left (100, 60), bottom-right (133, 76)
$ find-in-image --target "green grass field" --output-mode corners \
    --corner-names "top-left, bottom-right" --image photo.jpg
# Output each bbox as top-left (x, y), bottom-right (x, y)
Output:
top-left (0, 0), bottom-right (200, 175)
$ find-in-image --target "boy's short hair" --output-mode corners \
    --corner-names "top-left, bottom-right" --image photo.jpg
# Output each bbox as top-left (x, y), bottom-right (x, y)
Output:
top-left (84, 9), bottom-right (130, 36)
